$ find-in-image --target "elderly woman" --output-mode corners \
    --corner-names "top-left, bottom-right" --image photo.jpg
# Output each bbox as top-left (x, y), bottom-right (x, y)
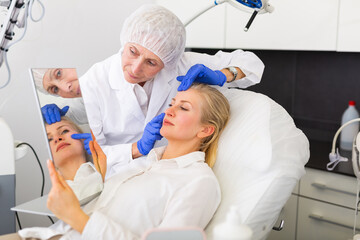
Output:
top-left (32, 68), bottom-right (88, 126)
top-left (33, 68), bottom-right (81, 99)
top-left (40, 4), bottom-right (264, 179)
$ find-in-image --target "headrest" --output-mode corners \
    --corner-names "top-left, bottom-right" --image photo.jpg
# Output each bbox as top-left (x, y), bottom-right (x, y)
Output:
top-left (205, 89), bottom-right (309, 240)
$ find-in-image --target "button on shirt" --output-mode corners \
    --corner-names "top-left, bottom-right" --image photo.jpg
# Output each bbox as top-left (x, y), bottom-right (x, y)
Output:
top-left (44, 146), bottom-right (221, 240)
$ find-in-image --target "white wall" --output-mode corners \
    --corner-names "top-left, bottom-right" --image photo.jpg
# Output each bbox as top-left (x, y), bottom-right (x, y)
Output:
top-left (0, 0), bottom-right (153, 229)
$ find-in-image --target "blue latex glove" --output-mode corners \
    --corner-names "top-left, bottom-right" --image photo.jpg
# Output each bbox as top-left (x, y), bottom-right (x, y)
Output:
top-left (41, 104), bottom-right (69, 124)
top-left (177, 64), bottom-right (227, 91)
top-left (71, 133), bottom-right (92, 155)
top-left (137, 113), bottom-right (165, 155)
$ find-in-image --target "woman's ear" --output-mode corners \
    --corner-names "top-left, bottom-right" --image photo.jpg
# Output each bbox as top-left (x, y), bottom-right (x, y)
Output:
top-left (197, 125), bottom-right (215, 139)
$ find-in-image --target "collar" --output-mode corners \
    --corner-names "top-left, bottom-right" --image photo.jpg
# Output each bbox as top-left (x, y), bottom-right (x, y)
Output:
top-left (108, 51), bottom-right (128, 91)
top-left (148, 146), bottom-right (205, 168)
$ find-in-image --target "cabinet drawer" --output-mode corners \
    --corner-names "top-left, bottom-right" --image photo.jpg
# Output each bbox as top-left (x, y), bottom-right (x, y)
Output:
top-left (267, 194), bottom-right (297, 240)
top-left (300, 168), bottom-right (357, 208)
top-left (297, 197), bottom-right (359, 240)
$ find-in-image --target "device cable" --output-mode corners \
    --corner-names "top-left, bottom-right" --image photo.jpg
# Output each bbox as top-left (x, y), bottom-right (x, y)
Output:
top-left (15, 142), bottom-right (54, 228)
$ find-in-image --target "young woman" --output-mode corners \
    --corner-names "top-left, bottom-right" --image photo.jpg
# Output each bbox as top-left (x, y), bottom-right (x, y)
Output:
top-left (45, 116), bottom-right (87, 180)
top-left (45, 116), bottom-right (103, 206)
top-left (16, 84), bottom-right (230, 239)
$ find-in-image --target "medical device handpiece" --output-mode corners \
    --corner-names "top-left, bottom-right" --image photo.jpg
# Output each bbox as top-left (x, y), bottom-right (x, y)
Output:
top-left (244, 9), bottom-right (258, 32)
top-left (0, 0), bottom-right (25, 67)
top-left (352, 133), bottom-right (360, 180)
top-left (236, 0), bottom-right (261, 31)
top-left (328, 118), bottom-right (360, 171)
top-left (228, 0), bottom-right (274, 31)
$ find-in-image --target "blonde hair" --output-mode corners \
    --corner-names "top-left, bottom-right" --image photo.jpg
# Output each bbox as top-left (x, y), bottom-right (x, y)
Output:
top-left (58, 116), bottom-right (84, 134)
top-left (45, 116), bottom-right (91, 162)
top-left (190, 84), bottom-right (230, 168)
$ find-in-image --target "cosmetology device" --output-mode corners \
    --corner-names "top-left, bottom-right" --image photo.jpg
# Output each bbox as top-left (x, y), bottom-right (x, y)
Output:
top-left (184, 0), bottom-right (274, 31)
top-left (0, 117), bottom-right (27, 234)
top-left (328, 118), bottom-right (360, 173)
top-left (0, 0), bottom-right (45, 88)
top-left (328, 118), bottom-right (360, 238)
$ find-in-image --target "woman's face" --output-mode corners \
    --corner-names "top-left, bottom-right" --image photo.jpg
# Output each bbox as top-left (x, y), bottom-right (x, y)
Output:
top-left (42, 68), bottom-right (81, 98)
top-left (122, 43), bottom-right (164, 85)
top-left (46, 120), bottom-right (84, 167)
top-left (160, 89), bottom-right (208, 142)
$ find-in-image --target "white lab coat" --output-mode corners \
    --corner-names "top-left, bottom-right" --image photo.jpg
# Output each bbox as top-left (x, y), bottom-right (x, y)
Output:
top-left (18, 146), bottom-right (220, 240)
top-left (79, 49), bottom-right (264, 178)
top-left (65, 97), bottom-right (88, 125)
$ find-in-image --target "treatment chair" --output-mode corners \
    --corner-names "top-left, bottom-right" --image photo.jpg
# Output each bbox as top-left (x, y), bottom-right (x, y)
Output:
top-left (205, 89), bottom-right (310, 240)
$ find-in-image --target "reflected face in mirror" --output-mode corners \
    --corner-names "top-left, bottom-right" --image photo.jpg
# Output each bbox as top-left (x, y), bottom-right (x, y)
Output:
top-left (122, 43), bottom-right (164, 85)
top-left (42, 68), bottom-right (81, 98)
top-left (46, 117), bottom-right (86, 173)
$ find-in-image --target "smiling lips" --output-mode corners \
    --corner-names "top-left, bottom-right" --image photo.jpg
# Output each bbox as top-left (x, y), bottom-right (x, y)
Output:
top-left (56, 142), bottom-right (70, 152)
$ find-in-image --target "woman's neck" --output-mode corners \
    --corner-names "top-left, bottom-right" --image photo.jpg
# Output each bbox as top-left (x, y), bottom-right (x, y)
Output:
top-left (161, 139), bottom-right (201, 160)
top-left (57, 156), bottom-right (86, 181)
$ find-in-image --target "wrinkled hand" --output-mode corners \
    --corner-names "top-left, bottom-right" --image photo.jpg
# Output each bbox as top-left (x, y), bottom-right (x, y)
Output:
top-left (177, 64), bottom-right (226, 91)
top-left (72, 133), bottom-right (92, 155)
top-left (137, 113), bottom-right (165, 155)
top-left (89, 131), bottom-right (107, 181)
top-left (47, 160), bottom-right (82, 224)
top-left (41, 104), bottom-right (69, 124)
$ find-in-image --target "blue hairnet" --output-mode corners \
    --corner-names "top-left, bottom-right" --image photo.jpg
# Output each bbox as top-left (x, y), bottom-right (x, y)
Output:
top-left (120, 4), bottom-right (186, 70)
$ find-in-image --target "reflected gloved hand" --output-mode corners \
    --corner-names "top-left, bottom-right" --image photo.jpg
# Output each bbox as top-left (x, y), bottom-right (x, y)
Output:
top-left (137, 113), bottom-right (165, 155)
top-left (71, 133), bottom-right (92, 155)
top-left (177, 64), bottom-right (227, 91)
top-left (41, 104), bottom-right (69, 124)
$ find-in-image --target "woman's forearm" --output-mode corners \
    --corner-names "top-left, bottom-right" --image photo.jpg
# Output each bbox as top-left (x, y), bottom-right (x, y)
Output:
top-left (131, 142), bottom-right (142, 159)
top-left (66, 209), bottom-right (90, 234)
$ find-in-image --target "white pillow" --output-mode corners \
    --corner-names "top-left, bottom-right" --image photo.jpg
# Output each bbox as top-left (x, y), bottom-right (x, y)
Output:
top-left (205, 89), bottom-right (309, 240)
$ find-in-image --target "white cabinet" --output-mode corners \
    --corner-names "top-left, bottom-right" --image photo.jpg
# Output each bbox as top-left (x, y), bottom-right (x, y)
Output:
top-left (300, 168), bottom-right (358, 208)
top-left (337, 0), bottom-right (360, 52)
top-left (269, 168), bottom-right (359, 240)
top-left (297, 168), bottom-right (359, 240)
top-left (225, 0), bottom-right (339, 51)
top-left (267, 194), bottom-right (298, 240)
top-left (155, 0), bottom-right (360, 52)
top-left (297, 197), bottom-right (359, 240)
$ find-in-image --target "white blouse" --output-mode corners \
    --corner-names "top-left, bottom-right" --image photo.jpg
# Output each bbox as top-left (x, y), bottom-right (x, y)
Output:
top-left (22, 147), bottom-right (221, 240)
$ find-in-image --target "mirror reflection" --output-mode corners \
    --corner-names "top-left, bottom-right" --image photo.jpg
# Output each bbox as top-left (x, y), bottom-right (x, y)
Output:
top-left (31, 68), bottom-right (102, 205)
